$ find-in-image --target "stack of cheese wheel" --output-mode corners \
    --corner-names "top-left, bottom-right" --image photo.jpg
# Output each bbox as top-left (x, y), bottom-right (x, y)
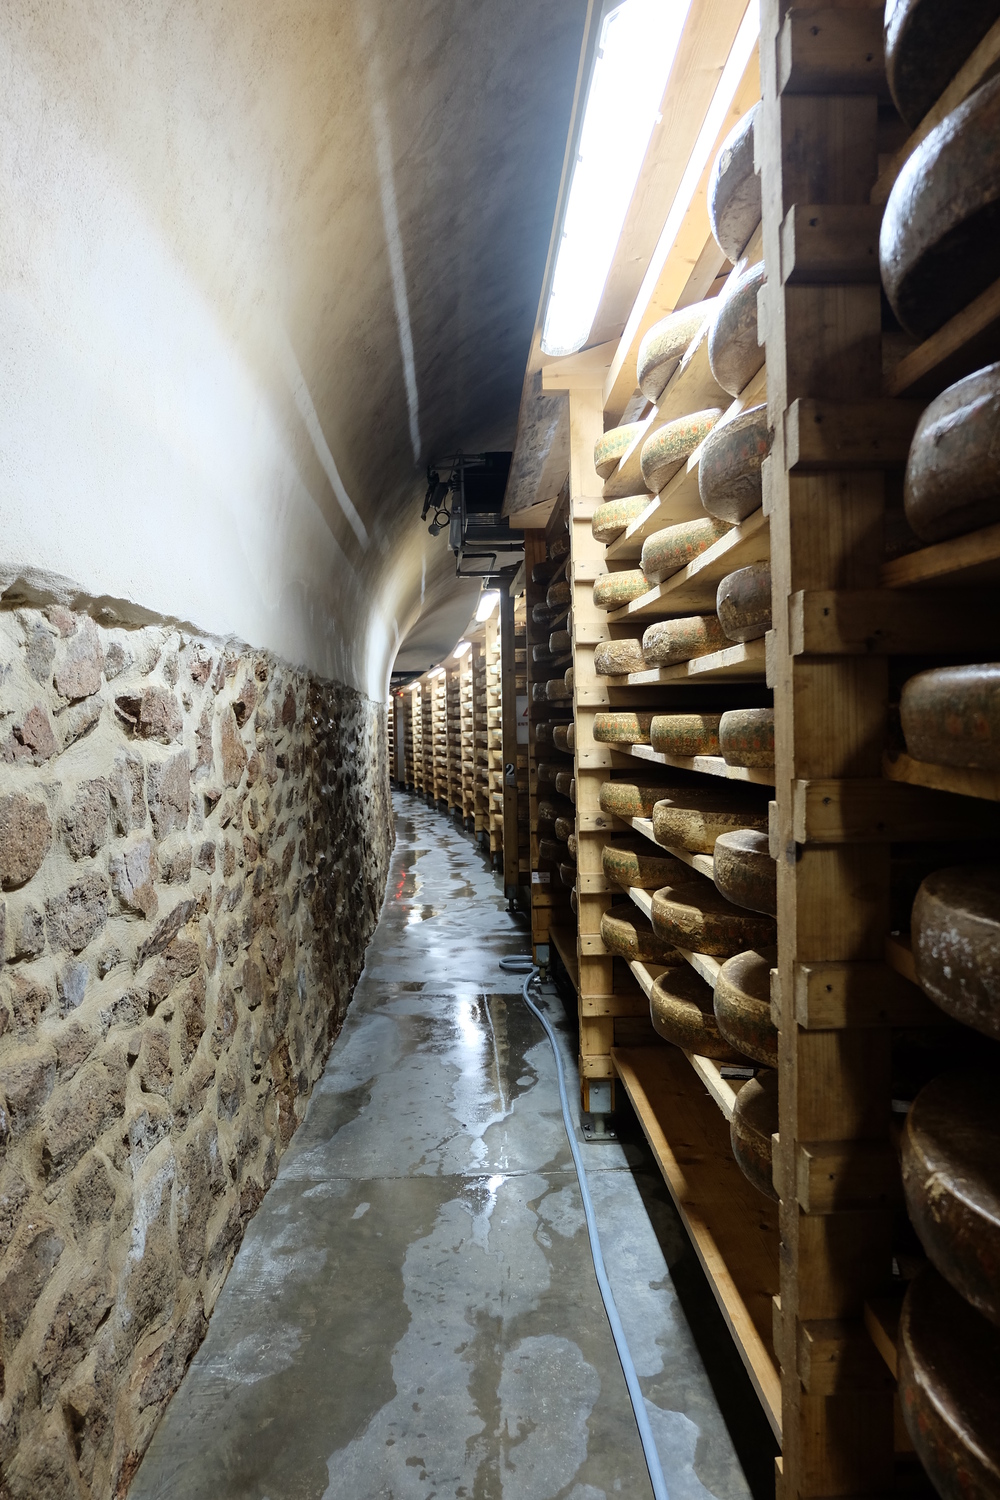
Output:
top-left (717, 563), bottom-right (771, 643)
top-left (706, 104), bottom-right (765, 400)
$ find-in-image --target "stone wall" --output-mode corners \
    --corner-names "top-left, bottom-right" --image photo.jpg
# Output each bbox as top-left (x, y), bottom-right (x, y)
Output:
top-left (0, 601), bottom-right (392, 1499)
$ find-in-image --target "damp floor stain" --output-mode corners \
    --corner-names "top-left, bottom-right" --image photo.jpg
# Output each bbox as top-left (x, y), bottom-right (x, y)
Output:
top-left (130, 792), bottom-right (754, 1500)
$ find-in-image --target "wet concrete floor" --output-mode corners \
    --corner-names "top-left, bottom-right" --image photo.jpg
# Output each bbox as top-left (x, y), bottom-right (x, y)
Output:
top-left (131, 790), bottom-right (763, 1500)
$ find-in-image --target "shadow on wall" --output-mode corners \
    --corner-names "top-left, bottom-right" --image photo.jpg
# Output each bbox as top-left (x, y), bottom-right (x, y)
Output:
top-left (0, 598), bottom-right (392, 1499)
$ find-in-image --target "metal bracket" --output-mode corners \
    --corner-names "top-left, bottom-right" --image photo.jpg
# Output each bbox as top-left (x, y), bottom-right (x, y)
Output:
top-left (581, 1112), bottom-right (618, 1143)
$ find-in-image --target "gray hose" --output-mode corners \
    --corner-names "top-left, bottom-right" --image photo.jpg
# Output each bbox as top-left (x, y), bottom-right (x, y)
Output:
top-left (498, 955), bottom-right (669, 1500)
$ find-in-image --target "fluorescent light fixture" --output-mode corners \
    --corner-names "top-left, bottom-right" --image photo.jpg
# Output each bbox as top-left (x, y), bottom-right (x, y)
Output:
top-left (475, 590), bottom-right (500, 622)
top-left (427, 666), bottom-right (446, 680)
top-left (452, 640), bottom-right (472, 659)
top-left (541, 0), bottom-right (691, 357)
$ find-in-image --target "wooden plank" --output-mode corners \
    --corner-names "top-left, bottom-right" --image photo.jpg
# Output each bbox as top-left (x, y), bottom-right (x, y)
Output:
top-left (789, 588), bottom-right (1000, 655)
top-left (863, 1297), bottom-right (902, 1379)
top-left (881, 519), bottom-right (1000, 590)
top-left (607, 511), bottom-right (769, 620)
top-left (780, 204), bottom-right (882, 285)
top-left (622, 638), bottom-right (767, 685)
top-left (785, 399), bottom-right (921, 471)
top-left (885, 273), bottom-right (1000, 399)
top-left (549, 924), bottom-right (579, 992)
top-left (884, 932), bottom-right (917, 987)
top-left (882, 747), bottom-right (1000, 804)
top-left (613, 1045), bottom-right (782, 1437)
top-left (796, 1318), bottom-right (895, 1394)
top-left (615, 741), bottom-right (775, 787)
top-left (777, 6), bottom-right (885, 96)
top-left (793, 960), bottom-right (946, 1029)
top-left (792, 778), bottom-right (1000, 843)
top-left (604, 461), bottom-right (703, 562)
top-left (796, 1141), bottom-right (899, 1215)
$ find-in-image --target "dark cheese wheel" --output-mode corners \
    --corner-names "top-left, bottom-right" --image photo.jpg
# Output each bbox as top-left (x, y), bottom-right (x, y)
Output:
top-left (538, 838), bottom-right (566, 867)
top-left (714, 946), bottom-right (778, 1066)
top-left (717, 563), bottom-right (771, 643)
top-left (602, 841), bottom-right (689, 891)
top-left (901, 664), bottom-right (1000, 770)
top-left (531, 559), bottom-right (557, 586)
top-left (651, 880), bottom-right (776, 958)
top-left (650, 965), bottom-right (747, 1061)
top-left (899, 1269), bottom-right (1000, 1500)
top-left (549, 628), bottom-right (572, 656)
top-left (552, 722), bottom-right (575, 753)
top-left (600, 781), bottom-right (690, 820)
top-left (535, 721), bottom-right (554, 744)
top-left (546, 578), bottom-right (571, 609)
top-left (886, 0), bottom-right (1000, 130)
top-left (601, 904), bottom-right (681, 964)
top-left (731, 1071), bottom-right (779, 1200)
top-left (554, 770), bottom-right (574, 798)
top-left (913, 866), bottom-right (1000, 1038)
top-left (708, 104), bottom-right (761, 261)
top-left (652, 790), bottom-right (769, 853)
top-left (554, 815), bottom-right (574, 843)
top-left (708, 261), bottom-right (766, 397)
top-left (881, 75), bottom-right (1000, 339)
top-left (903, 1069), bottom-right (1000, 1326)
top-left (719, 707), bottom-right (775, 769)
top-left (698, 404), bottom-right (770, 523)
top-left (713, 829), bottom-right (776, 916)
top-left (904, 364), bottom-right (1000, 544)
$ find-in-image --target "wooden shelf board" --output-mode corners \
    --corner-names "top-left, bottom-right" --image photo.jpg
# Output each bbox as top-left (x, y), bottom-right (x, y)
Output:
top-left (619, 816), bottom-right (716, 881)
top-left (864, 1295), bottom-right (903, 1379)
top-left (607, 511), bottom-right (770, 622)
top-left (605, 463), bottom-right (703, 563)
top-left (881, 520), bottom-right (1000, 590)
top-left (885, 273), bottom-right (1000, 400)
top-left (622, 638), bottom-right (767, 686)
top-left (626, 960), bottom-right (740, 1120)
top-left (549, 923), bottom-right (580, 992)
top-left (885, 931), bottom-right (918, 988)
top-left (612, 1045), bottom-right (782, 1437)
top-left (883, 748), bottom-right (1000, 803)
top-left (619, 742), bottom-right (775, 787)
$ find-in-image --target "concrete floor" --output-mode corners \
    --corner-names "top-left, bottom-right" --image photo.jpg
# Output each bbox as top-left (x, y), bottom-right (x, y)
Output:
top-left (131, 790), bottom-right (765, 1500)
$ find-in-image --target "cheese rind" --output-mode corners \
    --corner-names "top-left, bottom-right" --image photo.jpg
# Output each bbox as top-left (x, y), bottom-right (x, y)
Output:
top-left (593, 712), bottom-right (654, 746)
top-left (717, 563), bottom-right (771, 643)
top-left (640, 516), bottom-right (730, 582)
top-left (594, 422), bottom-right (644, 480)
top-left (904, 363), bottom-right (1000, 543)
top-left (708, 261), bottom-right (766, 397)
top-left (713, 828), bottom-right (776, 915)
top-left (651, 880), bottom-right (776, 957)
top-left (593, 569), bottom-right (648, 610)
top-left (901, 664), bottom-right (1000, 770)
top-left (719, 708), bottom-right (775, 769)
top-left (637, 301), bottom-right (715, 403)
top-left (649, 965), bottom-right (747, 1060)
top-left (913, 866), bottom-right (1000, 1038)
top-left (600, 904), bottom-right (682, 964)
top-left (592, 494), bottom-right (651, 543)
top-left (698, 405), bottom-right (770, 523)
top-left (639, 409), bottom-right (723, 495)
top-left (731, 1071), bottom-right (779, 1200)
top-left (651, 791), bottom-right (769, 853)
top-left (708, 104), bottom-right (761, 260)
top-left (641, 614), bottom-right (728, 668)
top-left (714, 946), bottom-right (778, 1066)
top-left (600, 781), bottom-right (690, 820)
top-left (886, 0), bottom-right (1000, 130)
top-left (594, 639), bottom-right (646, 677)
top-left (602, 841), bottom-right (688, 890)
top-left (649, 714), bottom-right (722, 757)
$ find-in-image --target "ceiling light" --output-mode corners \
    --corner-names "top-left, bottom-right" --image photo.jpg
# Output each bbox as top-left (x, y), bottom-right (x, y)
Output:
top-left (541, 0), bottom-right (691, 357)
top-left (475, 590), bottom-right (500, 622)
top-left (453, 640), bottom-right (472, 659)
top-left (428, 665), bottom-right (446, 679)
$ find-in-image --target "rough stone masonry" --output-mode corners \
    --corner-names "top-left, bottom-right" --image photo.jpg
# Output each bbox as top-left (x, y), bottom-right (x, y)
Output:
top-left (0, 600), bottom-right (392, 1499)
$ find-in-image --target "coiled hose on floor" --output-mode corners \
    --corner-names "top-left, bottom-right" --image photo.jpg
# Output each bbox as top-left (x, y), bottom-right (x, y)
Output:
top-left (498, 955), bottom-right (669, 1500)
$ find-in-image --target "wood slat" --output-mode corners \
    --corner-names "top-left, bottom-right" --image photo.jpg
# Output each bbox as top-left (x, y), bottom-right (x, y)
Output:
top-left (882, 747), bottom-right (1000, 803)
top-left (607, 511), bottom-right (769, 621)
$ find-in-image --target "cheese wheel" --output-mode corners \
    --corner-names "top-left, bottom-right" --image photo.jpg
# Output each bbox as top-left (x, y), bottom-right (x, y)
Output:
top-left (593, 569), bottom-right (648, 610)
top-left (546, 578), bottom-right (571, 609)
top-left (594, 423), bottom-right (644, 480)
top-left (698, 405), bottom-right (771, 523)
top-left (538, 838), bottom-right (566, 866)
top-left (602, 842), bottom-right (689, 891)
top-left (708, 104), bottom-right (761, 261)
top-left (717, 563), bottom-right (771, 643)
top-left (567, 834), bottom-right (577, 859)
top-left (903, 1070), bottom-right (1000, 1326)
top-left (532, 601), bottom-right (559, 627)
top-left (592, 494), bottom-right (651, 543)
top-left (537, 762), bottom-right (559, 783)
top-left (901, 664), bottom-right (1000, 769)
top-left (593, 711), bottom-right (654, 745)
top-left (649, 714), bottom-right (722, 757)
top-left (652, 791), bottom-right (769, 852)
top-left (531, 560), bottom-right (557, 586)
top-left (650, 965), bottom-right (747, 1061)
top-left (651, 880), bottom-right (776, 957)
top-left (552, 723), bottom-right (575, 753)
top-left (532, 643), bottom-right (555, 666)
top-left (636, 301), bottom-right (714, 403)
top-left (571, 886), bottom-right (578, 916)
top-left (594, 638), bottom-right (646, 677)
top-left (549, 628), bottom-right (572, 656)
top-left (904, 364), bottom-right (1000, 543)
top-left (531, 681), bottom-right (548, 704)
top-left (600, 781), bottom-right (688, 820)
top-left (640, 516), bottom-right (730, 582)
top-left (881, 75), bottom-right (1000, 338)
top-left (708, 261), bottom-right (766, 397)
top-left (639, 409), bottom-right (723, 495)
top-left (886, 0), bottom-right (1000, 130)
top-left (564, 667), bottom-right (574, 692)
top-left (550, 534), bottom-right (570, 561)
top-left (537, 799), bottom-right (569, 824)
top-left (545, 677), bottom-right (572, 703)
top-left (719, 708), bottom-right (775, 769)
top-left (713, 829), bottom-right (776, 916)
top-left (601, 904), bottom-right (681, 964)
top-left (535, 721), bottom-right (554, 744)
top-left (641, 614), bottom-right (728, 667)
top-left (714, 946), bottom-right (778, 1067)
top-left (913, 866), bottom-right (1000, 1038)
top-left (554, 770), bottom-right (574, 798)
top-left (899, 1269), bottom-right (1000, 1499)
top-left (731, 1071), bottom-right (779, 1200)
top-left (554, 815), bottom-right (574, 842)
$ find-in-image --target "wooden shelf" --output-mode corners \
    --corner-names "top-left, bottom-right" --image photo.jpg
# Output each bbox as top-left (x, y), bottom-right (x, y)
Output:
top-left (863, 1296), bottom-right (903, 1379)
top-left (885, 931), bottom-right (918, 988)
top-left (607, 510), bottom-right (770, 622)
top-left (621, 637), bottom-right (767, 685)
top-left (605, 461), bottom-right (703, 563)
top-left (884, 272), bottom-right (1000, 400)
top-left (612, 1045), bottom-right (782, 1437)
top-left (616, 741), bottom-right (775, 787)
top-left (883, 747), bottom-right (1000, 803)
top-left (549, 923), bottom-right (579, 992)
top-left (618, 816), bottom-right (716, 880)
top-left (881, 519), bottom-right (1000, 590)
top-left (626, 958), bottom-right (742, 1120)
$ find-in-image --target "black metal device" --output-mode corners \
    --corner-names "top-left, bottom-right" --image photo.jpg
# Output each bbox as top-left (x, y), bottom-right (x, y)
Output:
top-left (421, 452), bottom-right (522, 577)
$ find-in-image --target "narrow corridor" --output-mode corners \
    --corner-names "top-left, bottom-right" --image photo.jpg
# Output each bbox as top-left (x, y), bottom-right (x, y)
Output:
top-left (130, 792), bottom-right (756, 1500)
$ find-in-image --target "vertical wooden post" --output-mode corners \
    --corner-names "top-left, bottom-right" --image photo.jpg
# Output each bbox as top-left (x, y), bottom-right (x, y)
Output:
top-left (500, 583), bottom-right (520, 899)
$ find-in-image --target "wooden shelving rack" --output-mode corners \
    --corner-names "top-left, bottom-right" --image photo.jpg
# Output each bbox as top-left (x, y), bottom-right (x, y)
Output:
top-left (459, 648), bottom-right (475, 824)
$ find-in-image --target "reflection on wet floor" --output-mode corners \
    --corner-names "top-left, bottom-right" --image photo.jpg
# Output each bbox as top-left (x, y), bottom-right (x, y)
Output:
top-left (130, 791), bottom-right (758, 1500)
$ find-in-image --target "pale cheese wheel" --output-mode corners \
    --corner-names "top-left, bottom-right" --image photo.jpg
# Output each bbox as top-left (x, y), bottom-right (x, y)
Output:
top-left (649, 714), bottom-right (722, 757)
top-left (640, 516), bottom-right (730, 582)
top-left (731, 1071), bottom-right (779, 1200)
top-left (913, 866), bottom-right (1000, 1038)
top-left (593, 712), bottom-right (654, 746)
top-left (593, 570), bottom-right (648, 610)
top-left (714, 946), bottom-right (778, 1066)
top-left (717, 563), bottom-right (771, 643)
top-left (637, 301), bottom-right (714, 403)
top-left (901, 665), bottom-right (1000, 771)
top-left (651, 879), bottom-right (776, 957)
top-left (595, 423), bottom-right (644, 480)
top-left (639, 409), bottom-right (723, 495)
top-left (719, 708), bottom-right (775, 769)
top-left (904, 364), bottom-right (1000, 543)
top-left (652, 791), bottom-right (768, 853)
top-left (641, 614), bottom-right (728, 667)
top-left (594, 638), bottom-right (646, 677)
top-left (601, 904), bottom-right (681, 964)
top-left (708, 104), bottom-right (761, 261)
top-left (650, 965), bottom-right (747, 1060)
top-left (708, 261), bottom-right (766, 397)
top-left (592, 494), bottom-right (651, 544)
top-left (713, 829), bottom-right (776, 916)
top-left (698, 405), bottom-right (770, 523)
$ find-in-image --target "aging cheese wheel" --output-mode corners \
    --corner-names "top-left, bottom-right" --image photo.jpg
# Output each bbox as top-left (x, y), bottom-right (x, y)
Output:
top-left (649, 713), bottom-right (722, 757)
top-left (899, 1268), bottom-right (1000, 1500)
top-left (717, 563), bottom-right (771, 643)
top-left (554, 770), bottom-right (574, 798)
top-left (549, 628), bottom-right (572, 656)
top-left (637, 301), bottom-right (714, 403)
top-left (535, 721), bottom-right (554, 744)
top-left (592, 494), bottom-right (651, 543)
top-left (650, 965), bottom-right (747, 1061)
top-left (714, 946), bottom-right (778, 1067)
top-left (595, 423), bottom-right (644, 480)
top-left (554, 814), bottom-right (574, 842)
top-left (532, 602), bottom-right (558, 627)
top-left (531, 559), bottom-right (557, 586)
top-left (708, 261), bottom-right (766, 397)
top-left (546, 578), bottom-right (571, 610)
top-left (901, 664), bottom-right (1000, 769)
top-left (640, 516), bottom-right (730, 582)
top-left (641, 614), bottom-right (728, 667)
top-left (652, 791), bottom-right (769, 852)
top-left (564, 667), bottom-right (574, 692)
top-left (904, 364), bottom-right (1000, 544)
top-left (600, 781), bottom-right (687, 820)
top-left (550, 534), bottom-right (570, 562)
top-left (593, 711), bottom-right (654, 745)
top-left (532, 643), bottom-right (555, 666)
top-left (881, 75), bottom-right (1000, 338)
top-left (546, 677), bottom-right (572, 703)
top-left (731, 1071), bottom-right (779, 1201)
top-left (639, 409), bottom-right (723, 495)
top-left (567, 833), bottom-right (577, 859)
top-left (531, 681), bottom-right (549, 704)
top-left (719, 708), bottom-right (775, 769)
top-left (537, 762), bottom-right (559, 783)
top-left (651, 879), bottom-right (776, 957)
top-left (886, 0), bottom-right (1000, 130)
top-left (602, 841), bottom-right (688, 891)
top-left (552, 722), bottom-right (575, 753)
top-left (713, 829), bottom-right (776, 916)
top-left (708, 104), bottom-right (761, 261)
top-left (593, 569), bottom-right (649, 610)
top-left (559, 863), bottom-right (576, 887)
top-left (698, 405), bottom-right (771, 523)
top-left (538, 838), bottom-right (566, 866)
top-left (594, 638), bottom-right (646, 677)
top-left (601, 904), bottom-right (681, 964)
top-left (903, 1070), bottom-right (1000, 1326)
top-left (571, 886), bottom-right (578, 916)
top-left (913, 866), bottom-right (1000, 1038)
top-left (537, 799), bottom-right (568, 824)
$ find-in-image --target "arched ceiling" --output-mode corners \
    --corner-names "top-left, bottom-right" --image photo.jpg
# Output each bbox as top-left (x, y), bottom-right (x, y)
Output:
top-left (0, 0), bottom-right (588, 697)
